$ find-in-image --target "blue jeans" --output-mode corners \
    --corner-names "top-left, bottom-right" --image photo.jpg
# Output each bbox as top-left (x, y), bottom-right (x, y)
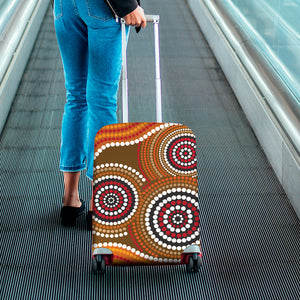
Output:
top-left (54, 0), bottom-right (128, 180)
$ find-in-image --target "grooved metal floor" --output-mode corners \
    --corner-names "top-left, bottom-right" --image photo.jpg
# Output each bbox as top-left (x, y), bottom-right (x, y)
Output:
top-left (1, 1), bottom-right (299, 299)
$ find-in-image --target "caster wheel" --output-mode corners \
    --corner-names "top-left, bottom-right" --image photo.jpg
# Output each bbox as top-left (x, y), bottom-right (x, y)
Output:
top-left (186, 256), bottom-right (194, 273)
top-left (99, 256), bottom-right (106, 273)
top-left (92, 255), bottom-right (106, 274)
top-left (186, 254), bottom-right (202, 273)
top-left (92, 257), bottom-right (98, 274)
top-left (193, 256), bottom-right (202, 272)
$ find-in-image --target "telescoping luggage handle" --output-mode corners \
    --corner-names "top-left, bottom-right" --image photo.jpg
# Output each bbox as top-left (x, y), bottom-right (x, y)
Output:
top-left (121, 15), bottom-right (162, 123)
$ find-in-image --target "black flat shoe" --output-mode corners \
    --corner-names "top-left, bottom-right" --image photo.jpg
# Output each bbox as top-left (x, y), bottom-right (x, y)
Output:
top-left (86, 210), bottom-right (93, 231)
top-left (60, 200), bottom-right (85, 226)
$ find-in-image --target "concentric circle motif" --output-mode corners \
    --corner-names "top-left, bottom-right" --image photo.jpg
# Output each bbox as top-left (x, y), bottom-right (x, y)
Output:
top-left (93, 176), bottom-right (138, 225)
top-left (139, 126), bottom-right (198, 179)
top-left (162, 134), bottom-right (197, 175)
top-left (145, 188), bottom-right (200, 249)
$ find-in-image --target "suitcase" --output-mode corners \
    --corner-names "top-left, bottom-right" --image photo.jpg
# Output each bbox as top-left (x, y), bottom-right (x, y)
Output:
top-left (92, 15), bottom-right (202, 273)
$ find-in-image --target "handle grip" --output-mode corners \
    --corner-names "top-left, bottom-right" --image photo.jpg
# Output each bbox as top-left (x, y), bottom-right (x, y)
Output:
top-left (145, 15), bottom-right (160, 23)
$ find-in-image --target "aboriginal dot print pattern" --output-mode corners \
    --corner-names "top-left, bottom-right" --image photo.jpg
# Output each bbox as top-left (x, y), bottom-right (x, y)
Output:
top-left (92, 123), bottom-right (201, 265)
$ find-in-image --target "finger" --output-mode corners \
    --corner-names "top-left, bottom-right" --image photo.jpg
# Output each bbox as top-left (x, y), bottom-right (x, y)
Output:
top-left (124, 15), bottom-right (137, 27)
top-left (134, 17), bottom-right (143, 28)
top-left (140, 18), bottom-right (147, 28)
top-left (123, 16), bottom-right (130, 26)
top-left (138, 7), bottom-right (146, 28)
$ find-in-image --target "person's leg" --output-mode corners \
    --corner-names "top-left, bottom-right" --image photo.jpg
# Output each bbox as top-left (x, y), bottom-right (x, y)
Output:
top-left (54, 0), bottom-right (89, 207)
top-left (86, 24), bottom-right (123, 214)
top-left (85, 22), bottom-right (128, 182)
top-left (79, 4), bottom-right (128, 223)
top-left (61, 171), bottom-right (85, 226)
top-left (63, 172), bottom-right (81, 207)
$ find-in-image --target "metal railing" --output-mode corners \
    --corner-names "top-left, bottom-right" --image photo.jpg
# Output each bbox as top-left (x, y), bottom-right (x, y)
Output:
top-left (0, 0), bottom-right (39, 84)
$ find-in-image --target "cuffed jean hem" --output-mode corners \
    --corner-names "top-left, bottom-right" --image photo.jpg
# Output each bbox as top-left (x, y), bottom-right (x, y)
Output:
top-left (60, 164), bottom-right (86, 173)
top-left (60, 165), bottom-right (93, 181)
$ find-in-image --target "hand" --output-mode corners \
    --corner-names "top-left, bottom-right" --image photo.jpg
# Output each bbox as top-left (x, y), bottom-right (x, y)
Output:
top-left (123, 6), bottom-right (147, 28)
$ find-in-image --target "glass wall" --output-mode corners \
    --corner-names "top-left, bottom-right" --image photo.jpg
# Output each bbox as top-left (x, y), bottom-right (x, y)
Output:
top-left (214, 0), bottom-right (300, 105)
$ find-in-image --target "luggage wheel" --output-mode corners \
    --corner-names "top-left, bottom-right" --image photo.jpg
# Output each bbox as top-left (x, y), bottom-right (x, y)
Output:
top-left (92, 255), bottom-right (106, 274)
top-left (182, 245), bottom-right (202, 273)
top-left (186, 253), bottom-right (202, 273)
top-left (92, 248), bottom-right (113, 274)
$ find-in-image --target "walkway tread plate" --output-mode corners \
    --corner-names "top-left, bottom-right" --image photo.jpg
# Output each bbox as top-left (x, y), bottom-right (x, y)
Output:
top-left (1, 1), bottom-right (299, 299)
